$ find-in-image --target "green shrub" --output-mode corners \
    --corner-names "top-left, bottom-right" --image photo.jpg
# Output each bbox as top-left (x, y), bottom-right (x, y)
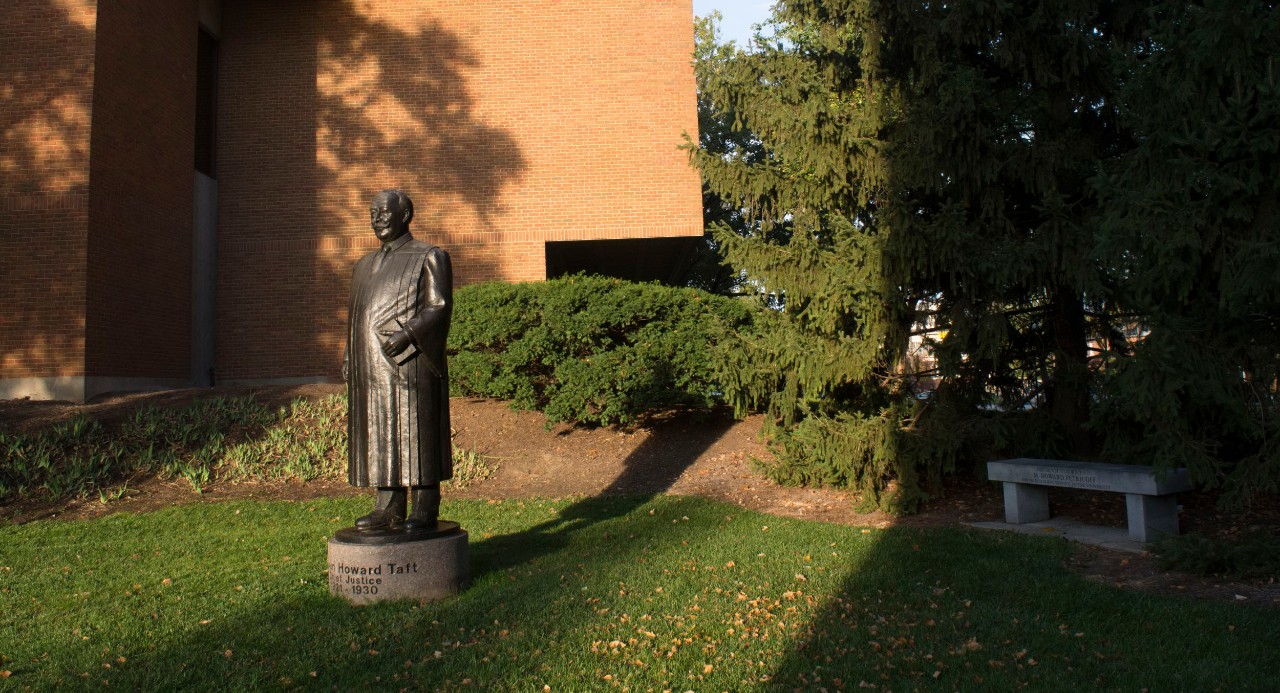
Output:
top-left (1155, 531), bottom-right (1280, 580)
top-left (448, 275), bottom-right (755, 425)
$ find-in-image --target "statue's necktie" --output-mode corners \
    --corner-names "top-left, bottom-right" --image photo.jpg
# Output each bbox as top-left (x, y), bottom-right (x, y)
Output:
top-left (374, 245), bottom-right (391, 273)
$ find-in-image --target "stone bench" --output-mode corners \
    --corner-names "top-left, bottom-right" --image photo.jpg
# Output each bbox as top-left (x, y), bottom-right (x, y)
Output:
top-left (986, 458), bottom-right (1193, 542)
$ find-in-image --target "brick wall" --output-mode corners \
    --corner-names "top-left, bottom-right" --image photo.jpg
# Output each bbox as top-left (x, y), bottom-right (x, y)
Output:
top-left (83, 0), bottom-right (197, 380)
top-left (0, 0), bottom-right (97, 379)
top-left (216, 0), bottom-right (703, 381)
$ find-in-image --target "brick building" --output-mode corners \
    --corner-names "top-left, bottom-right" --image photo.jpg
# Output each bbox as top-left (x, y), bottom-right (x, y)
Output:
top-left (0, 0), bottom-right (704, 401)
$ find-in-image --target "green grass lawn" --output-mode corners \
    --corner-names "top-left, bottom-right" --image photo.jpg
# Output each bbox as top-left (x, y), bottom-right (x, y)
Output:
top-left (1, 496), bottom-right (1275, 691)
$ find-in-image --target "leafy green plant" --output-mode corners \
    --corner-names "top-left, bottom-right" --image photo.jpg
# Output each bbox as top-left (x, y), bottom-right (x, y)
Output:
top-left (97, 481), bottom-right (129, 505)
top-left (1, 415), bottom-right (121, 500)
top-left (116, 397), bottom-right (270, 492)
top-left (445, 446), bottom-right (494, 489)
top-left (1, 393), bottom-right (492, 503)
top-left (449, 275), bottom-right (755, 425)
top-left (221, 396), bottom-right (347, 482)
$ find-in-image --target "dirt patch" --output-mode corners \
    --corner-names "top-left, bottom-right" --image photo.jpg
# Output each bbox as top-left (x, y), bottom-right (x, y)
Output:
top-left (2, 385), bottom-right (1277, 607)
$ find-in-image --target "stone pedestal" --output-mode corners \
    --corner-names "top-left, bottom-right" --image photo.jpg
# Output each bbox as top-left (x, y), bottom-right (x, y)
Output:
top-left (327, 521), bottom-right (470, 604)
top-left (1125, 493), bottom-right (1179, 542)
top-left (1002, 482), bottom-right (1051, 524)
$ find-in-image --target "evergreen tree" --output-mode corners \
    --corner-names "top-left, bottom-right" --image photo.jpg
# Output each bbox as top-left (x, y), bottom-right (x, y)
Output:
top-left (685, 14), bottom-right (773, 297)
top-left (1094, 0), bottom-right (1280, 505)
top-left (695, 1), bottom-right (1144, 511)
top-left (696, 0), bottom-right (1280, 511)
top-left (876, 0), bottom-right (1145, 461)
top-left (694, 1), bottom-right (927, 511)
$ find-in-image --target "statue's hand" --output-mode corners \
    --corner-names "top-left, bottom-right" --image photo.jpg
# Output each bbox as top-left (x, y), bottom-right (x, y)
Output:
top-left (382, 330), bottom-right (412, 358)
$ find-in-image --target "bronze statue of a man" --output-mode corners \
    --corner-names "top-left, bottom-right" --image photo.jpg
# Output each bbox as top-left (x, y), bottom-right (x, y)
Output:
top-left (344, 189), bottom-right (453, 532)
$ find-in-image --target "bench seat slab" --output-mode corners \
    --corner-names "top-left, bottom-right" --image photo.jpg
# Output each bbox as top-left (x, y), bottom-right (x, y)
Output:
top-left (987, 458), bottom-right (1191, 495)
top-left (988, 459), bottom-right (1189, 542)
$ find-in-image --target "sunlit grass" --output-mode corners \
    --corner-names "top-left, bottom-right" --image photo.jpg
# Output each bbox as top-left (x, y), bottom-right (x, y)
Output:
top-left (0, 496), bottom-right (1275, 690)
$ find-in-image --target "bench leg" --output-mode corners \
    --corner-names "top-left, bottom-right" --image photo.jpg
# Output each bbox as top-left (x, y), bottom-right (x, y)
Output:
top-left (1002, 482), bottom-right (1050, 524)
top-left (1125, 493), bottom-right (1180, 542)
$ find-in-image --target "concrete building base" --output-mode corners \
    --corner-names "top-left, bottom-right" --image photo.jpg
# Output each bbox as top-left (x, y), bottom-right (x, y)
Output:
top-left (0, 376), bottom-right (190, 403)
top-left (216, 376), bottom-right (333, 388)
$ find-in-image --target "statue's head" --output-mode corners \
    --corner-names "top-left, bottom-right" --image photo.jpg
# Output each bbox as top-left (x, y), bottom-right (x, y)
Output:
top-left (370, 189), bottom-right (414, 242)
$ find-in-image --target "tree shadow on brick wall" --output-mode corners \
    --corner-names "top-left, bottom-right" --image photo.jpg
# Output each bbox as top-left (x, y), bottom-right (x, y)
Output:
top-left (306, 2), bottom-right (527, 379)
top-left (0, 0), bottom-right (94, 195)
top-left (0, 0), bottom-right (96, 380)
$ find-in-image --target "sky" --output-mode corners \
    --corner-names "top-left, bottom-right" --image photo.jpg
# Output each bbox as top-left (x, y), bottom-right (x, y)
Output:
top-left (692, 0), bottom-right (775, 47)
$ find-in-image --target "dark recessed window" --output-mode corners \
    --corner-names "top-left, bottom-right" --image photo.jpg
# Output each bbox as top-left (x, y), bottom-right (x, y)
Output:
top-left (545, 237), bottom-right (702, 286)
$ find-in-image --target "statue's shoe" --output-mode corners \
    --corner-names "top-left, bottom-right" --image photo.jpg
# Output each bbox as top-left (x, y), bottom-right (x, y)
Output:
top-left (402, 514), bottom-right (438, 532)
top-left (354, 509), bottom-right (404, 530)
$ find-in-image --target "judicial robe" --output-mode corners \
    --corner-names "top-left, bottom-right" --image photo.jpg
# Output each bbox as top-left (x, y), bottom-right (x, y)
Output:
top-left (345, 233), bottom-right (453, 487)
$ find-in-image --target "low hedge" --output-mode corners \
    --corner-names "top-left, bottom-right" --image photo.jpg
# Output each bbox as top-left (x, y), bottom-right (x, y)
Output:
top-left (448, 275), bottom-right (754, 425)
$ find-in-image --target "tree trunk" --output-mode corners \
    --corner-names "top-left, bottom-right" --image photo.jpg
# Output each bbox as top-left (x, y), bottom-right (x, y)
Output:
top-left (1048, 285), bottom-right (1091, 456)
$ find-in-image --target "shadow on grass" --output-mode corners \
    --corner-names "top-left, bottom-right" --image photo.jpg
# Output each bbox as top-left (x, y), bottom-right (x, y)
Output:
top-left (469, 412), bottom-right (737, 578)
top-left (764, 527), bottom-right (1280, 691)
top-left (7, 498), bottom-right (1280, 690)
top-left (130, 402), bottom-right (739, 688)
top-left (40, 496), bottom-right (748, 689)
top-left (13, 397), bottom-right (736, 689)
